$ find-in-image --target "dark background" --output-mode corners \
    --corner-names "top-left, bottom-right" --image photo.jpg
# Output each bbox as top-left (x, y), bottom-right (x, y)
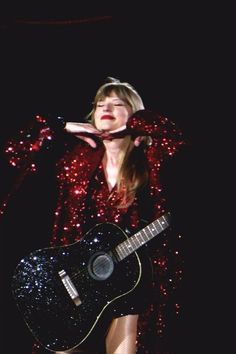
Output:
top-left (0, 3), bottom-right (231, 353)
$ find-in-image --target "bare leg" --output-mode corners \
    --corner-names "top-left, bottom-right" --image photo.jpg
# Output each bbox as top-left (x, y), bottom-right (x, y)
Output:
top-left (105, 315), bottom-right (138, 354)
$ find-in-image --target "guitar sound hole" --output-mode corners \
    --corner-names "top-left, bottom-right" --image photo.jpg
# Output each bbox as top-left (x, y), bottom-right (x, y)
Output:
top-left (88, 252), bottom-right (114, 281)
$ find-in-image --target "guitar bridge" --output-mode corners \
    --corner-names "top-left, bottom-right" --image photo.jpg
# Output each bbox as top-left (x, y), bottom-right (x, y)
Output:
top-left (58, 269), bottom-right (82, 306)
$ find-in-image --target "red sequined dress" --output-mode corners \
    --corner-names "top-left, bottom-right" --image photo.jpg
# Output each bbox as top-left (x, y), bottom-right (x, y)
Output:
top-left (4, 110), bottom-right (185, 354)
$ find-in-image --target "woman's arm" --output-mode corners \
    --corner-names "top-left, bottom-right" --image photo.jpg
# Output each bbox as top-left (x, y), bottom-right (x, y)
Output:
top-left (128, 109), bottom-right (185, 160)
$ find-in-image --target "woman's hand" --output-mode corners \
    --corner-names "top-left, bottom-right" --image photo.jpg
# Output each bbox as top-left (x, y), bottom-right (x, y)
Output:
top-left (65, 122), bottom-right (102, 148)
top-left (133, 136), bottom-right (152, 147)
top-left (65, 122), bottom-right (152, 148)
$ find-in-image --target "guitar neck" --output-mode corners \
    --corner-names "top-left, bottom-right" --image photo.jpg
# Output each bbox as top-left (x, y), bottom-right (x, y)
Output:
top-left (115, 213), bottom-right (170, 261)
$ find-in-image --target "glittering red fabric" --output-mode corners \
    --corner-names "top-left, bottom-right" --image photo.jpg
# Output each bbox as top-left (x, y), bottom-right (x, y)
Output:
top-left (4, 110), bottom-right (185, 354)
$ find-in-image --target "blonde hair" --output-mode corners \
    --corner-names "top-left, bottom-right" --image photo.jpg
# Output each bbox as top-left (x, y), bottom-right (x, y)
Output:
top-left (88, 77), bottom-right (149, 208)
top-left (87, 77), bottom-right (144, 122)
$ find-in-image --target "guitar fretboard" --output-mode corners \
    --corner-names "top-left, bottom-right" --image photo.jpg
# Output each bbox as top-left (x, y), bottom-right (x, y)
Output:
top-left (115, 213), bottom-right (170, 261)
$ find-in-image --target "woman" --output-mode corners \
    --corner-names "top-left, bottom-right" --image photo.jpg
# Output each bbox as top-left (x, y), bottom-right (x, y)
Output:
top-left (5, 77), bottom-right (185, 354)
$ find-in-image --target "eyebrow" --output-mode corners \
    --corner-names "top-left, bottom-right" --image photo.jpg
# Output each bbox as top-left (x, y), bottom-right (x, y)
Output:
top-left (98, 98), bottom-right (125, 102)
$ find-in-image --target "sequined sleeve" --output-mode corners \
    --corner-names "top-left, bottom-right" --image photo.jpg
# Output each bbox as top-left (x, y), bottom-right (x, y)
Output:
top-left (127, 109), bottom-right (185, 161)
top-left (3, 114), bottom-right (65, 173)
top-left (128, 109), bottom-right (185, 220)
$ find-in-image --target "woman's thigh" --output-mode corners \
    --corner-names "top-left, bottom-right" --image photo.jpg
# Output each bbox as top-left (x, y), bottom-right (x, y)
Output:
top-left (105, 315), bottom-right (139, 354)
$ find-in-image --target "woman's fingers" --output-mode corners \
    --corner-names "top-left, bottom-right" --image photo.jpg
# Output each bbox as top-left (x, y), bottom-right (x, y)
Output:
top-left (65, 122), bottom-right (100, 135)
top-left (134, 136), bottom-right (152, 147)
top-left (134, 136), bottom-right (143, 146)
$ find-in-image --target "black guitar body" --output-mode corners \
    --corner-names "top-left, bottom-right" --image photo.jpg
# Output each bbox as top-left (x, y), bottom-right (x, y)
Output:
top-left (12, 223), bottom-right (142, 352)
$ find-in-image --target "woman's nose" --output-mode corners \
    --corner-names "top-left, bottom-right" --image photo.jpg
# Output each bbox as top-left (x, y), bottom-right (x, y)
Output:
top-left (103, 104), bottom-right (112, 111)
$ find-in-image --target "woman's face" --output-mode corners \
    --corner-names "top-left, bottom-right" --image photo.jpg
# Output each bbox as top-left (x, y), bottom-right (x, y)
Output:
top-left (94, 91), bottom-right (132, 132)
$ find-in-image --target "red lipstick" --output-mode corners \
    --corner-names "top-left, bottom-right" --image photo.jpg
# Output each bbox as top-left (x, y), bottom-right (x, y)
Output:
top-left (101, 115), bottom-right (114, 120)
